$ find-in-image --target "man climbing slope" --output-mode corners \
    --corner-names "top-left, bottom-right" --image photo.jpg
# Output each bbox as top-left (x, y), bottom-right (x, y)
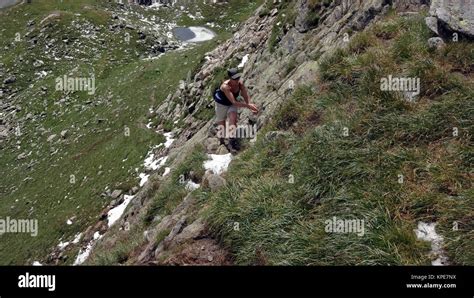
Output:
top-left (213, 68), bottom-right (259, 152)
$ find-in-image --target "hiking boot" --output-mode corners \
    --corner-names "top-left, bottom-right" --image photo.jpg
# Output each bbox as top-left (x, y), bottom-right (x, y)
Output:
top-left (228, 138), bottom-right (241, 152)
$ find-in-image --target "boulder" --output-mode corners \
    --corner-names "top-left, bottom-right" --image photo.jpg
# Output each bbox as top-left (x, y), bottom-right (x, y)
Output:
top-left (47, 134), bottom-right (57, 142)
top-left (428, 37), bottom-right (445, 49)
top-left (203, 173), bottom-right (226, 191)
top-left (204, 137), bottom-right (220, 153)
top-left (216, 144), bottom-right (229, 155)
top-left (427, 0), bottom-right (474, 38)
top-left (110, 189), bottom-right (123, 200)
top-left (3, 76), bottom-right (16, 84)
top-left (60, 129), bottom-right (69, 138)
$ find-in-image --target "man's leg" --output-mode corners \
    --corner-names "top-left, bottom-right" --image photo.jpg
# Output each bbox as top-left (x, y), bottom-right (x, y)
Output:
top-left (228, 111), bottom-right (237, 127)
top-left (228, 107), bottom-right (240, 152)
top-left (215, 102), bottom-right (229, 144)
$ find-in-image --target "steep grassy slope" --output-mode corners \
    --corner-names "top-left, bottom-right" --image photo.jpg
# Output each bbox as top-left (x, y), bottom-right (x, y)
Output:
top-left (0, 0), bottom-right (261, 265)
top-left (204, 12), bottom-right (473, 265)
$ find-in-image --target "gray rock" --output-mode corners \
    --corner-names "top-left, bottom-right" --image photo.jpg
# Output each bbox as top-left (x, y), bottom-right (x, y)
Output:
top-left (60, 129), bottom-right (68, 138)
top-left (425, 16), bottom-right (439, 35)
top-left (204, 137), bottom-right (220, 153)
top-left (47, 134), bottom-right (57, 142)
top-left (216, 144), bottom-right (229, 155)
top-left (174, 218), bottom-right (206, 244)
top-left (17, 152), bottom-right (27, 160)
top-left (0, 125), bottom-right (8, 138)
top-left (131, 186), bottom-right (140, 194)
top-left (428, 37), bottom-right (445, 49)
top-left (110, 189), bottom-right (123, 200)
top-left (204, 173), bottom-right (226, 191)
top-left (428, 0), bottom-right (474, 38)
top-left (33, 60), bottom-right (44, 68)
top-left (3, 76), bottom-right (16, 84)
top-left (265, 131), bottom-right (291, 142)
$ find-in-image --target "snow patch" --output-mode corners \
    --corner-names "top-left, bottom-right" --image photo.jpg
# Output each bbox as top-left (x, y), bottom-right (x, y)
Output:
top-left (414, 222), bottom-right (448, 266)
top-left (73, 232), bottom-right (104, 265)
top-left (32, 261), bottom-right (42, 266)
top-left (74, 240), bottom-right (96, 265)
top-left (107, 195), bottom-right (135, 228)
top-left (238, 54), bottom-right (249, 69)
top-left (57, 241), bottom-right (70, 250)
top-left (139, 173), bottom-right (149, 187)
top-left (164, 132), bottom-right (175, 148)
top-left (204, 154), bottom-right (233, 175)
top-left (144, 154), bottom-right (168, 171)
top-left (72, 233), bottom-right (82, 244)
top-left (185, 180), bottom-right (200, 191)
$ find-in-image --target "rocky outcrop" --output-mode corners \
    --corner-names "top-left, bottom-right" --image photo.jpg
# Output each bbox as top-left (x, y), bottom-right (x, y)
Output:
top-left (426, 0), bottom-right (474, 39)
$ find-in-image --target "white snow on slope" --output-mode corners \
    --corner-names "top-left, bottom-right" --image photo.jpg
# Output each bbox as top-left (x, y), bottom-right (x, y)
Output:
top-left (238, 54), bottom-right (249, 68)
top-left (57, 241), bottom-right (70, 250)
top-left (72, 233), bottom-right (82, 244)
top-left (204, 154), bottom-right (232, 175)
top-left (415, 222), bottom-right (448, 266)
top-left (107, 195), bottom-right (135, 228)
top-left (139, 173), bottom-right (149, 187)
top-left (185, 180), bottom-right (201, 191)
top-left (139, 132), bottom-right (173, 186)
top-left (164, 132), bottom-right (175, 148)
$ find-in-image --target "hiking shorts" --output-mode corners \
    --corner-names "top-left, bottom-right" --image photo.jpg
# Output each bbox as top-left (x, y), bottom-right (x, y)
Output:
top-left (215, 102), bottom-right (237, 122)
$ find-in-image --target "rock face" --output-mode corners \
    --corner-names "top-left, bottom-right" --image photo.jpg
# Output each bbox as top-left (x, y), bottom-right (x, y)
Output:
top-left (427, 0), bottom-right (474, 38)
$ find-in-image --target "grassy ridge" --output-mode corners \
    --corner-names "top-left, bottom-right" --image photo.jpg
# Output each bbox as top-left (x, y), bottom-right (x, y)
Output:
top-left (204, 13), bottom-right (473, 265)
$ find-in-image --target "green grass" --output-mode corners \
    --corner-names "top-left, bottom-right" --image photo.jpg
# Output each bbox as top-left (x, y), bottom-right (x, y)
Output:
top-left (204, 14), bottom-right (474, 265)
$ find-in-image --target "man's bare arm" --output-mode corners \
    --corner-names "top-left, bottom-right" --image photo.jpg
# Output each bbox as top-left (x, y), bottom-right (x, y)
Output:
top-left (240, 81), bottom-right (251, 104)
top-left (221, 84), bottom-right (249, 108)
top-left (239, 81), bottom-right (259, 113)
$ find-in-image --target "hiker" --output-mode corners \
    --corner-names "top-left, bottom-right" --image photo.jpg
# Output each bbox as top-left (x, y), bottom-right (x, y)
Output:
top-left (213, 68), bottom-right (259, 151)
